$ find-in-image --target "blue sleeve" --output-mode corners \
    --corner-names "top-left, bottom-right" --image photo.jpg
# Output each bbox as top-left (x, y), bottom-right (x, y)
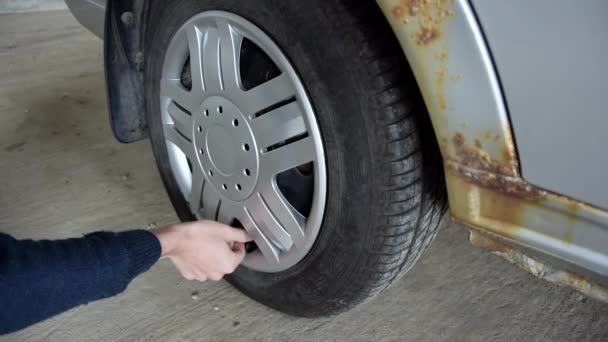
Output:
top-left (0, 230), bottom-right (161, 334)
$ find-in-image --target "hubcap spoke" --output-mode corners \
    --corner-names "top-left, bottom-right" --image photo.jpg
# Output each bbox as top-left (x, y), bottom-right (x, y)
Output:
top-left (185, 23), bottom-right (205, 93)
top-left (259, 183), bottom-right (306, 249)
top-left (161, 79), bottom-right (199, 113)
top-left (201, 27), bottom-right (222, 92)
top-left (244, 193), bottom-right (294, 250)
top-left (200, 21), bottom-right (243, 93)
top-left (189, 168), bottom-right (204, 214)
top-left (217, 18), bottom-right (243, 92)
top-left (167, 102), bottom-right (193, 140)
top-left (202, 181), bottom-right (222, 220)
top-left (242, 207), bottom-right (281, 265)
top-left (164, 124), bottom-right (195, 161)
top-left (250, 101), bottom-right (306, 151)
top-left (260, 136), bottom-right (316, 178)
top-left (216, 200), bottom-right (239, 224)
top-left (239, 73), bottom-right (295, 116)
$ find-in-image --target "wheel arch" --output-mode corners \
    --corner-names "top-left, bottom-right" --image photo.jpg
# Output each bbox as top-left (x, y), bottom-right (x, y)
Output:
top-left (375, 0), bottom-right (519, 177)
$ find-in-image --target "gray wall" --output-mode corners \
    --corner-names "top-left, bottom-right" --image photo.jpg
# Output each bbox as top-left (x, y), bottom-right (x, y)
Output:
top-left (0, 0), bottom-right (66, 13)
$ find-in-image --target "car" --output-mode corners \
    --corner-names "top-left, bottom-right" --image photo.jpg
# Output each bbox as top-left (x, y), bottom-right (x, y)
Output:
top-left (66, 0), bottom-right (608, 315)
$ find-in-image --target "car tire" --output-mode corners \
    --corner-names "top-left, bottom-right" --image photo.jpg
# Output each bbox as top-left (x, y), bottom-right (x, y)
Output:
top-left (144, 0), bottom-right (448, 316)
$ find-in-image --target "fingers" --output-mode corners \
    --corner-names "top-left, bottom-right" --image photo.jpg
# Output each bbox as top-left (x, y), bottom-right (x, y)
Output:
top-left (232, 242), bottom-right (245, 252)
top-left (166, 221), bottom-right (251, 283)
top-left (207, 273), bottom-right (224, 281)
top-left (221, 226), bottom-right (252, 243)
top-left (232, 244), bottom-right (246, 265)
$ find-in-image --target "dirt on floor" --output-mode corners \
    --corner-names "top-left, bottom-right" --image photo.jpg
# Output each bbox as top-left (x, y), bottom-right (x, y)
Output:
top-left (0, 10), bottom-right (606, 342)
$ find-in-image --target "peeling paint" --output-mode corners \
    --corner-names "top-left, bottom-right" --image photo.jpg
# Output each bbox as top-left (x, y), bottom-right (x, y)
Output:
top-left (446, 163), bottom-right (546, 202)
top-left (474, 139), bottom-right (482, 149)
top-left (449, 132), bottom-right (516, 175)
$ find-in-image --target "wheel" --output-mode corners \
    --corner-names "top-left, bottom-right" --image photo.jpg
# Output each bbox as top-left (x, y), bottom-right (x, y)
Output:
top-left (144, 0), bottom-right (448, 316)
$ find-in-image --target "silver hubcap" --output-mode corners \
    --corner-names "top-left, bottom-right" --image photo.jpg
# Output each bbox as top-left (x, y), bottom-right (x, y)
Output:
top-left (160, 11), bottom-right (327, 272)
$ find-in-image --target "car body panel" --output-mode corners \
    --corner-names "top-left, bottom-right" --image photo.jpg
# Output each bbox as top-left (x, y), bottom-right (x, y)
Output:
top-left (472, 0), bottom-right (608, 210)
top-left (376, 0), bottom-right (608, 285)
top-left (68, 0), bottom-right (608, 295)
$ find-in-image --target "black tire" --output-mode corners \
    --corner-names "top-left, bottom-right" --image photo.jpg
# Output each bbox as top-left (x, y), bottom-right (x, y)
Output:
top-left (144, 0), bottom-right (448, 316)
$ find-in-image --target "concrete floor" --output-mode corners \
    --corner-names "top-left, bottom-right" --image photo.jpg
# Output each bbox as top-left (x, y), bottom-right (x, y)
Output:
top-left (1, 10), bottom-right (607, 342)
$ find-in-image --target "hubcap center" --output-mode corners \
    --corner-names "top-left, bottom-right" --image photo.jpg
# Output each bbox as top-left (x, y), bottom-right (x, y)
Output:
top-left (206, 125), bottom-right (237, 175)
top-left (192, 96), bottom-right (259, 201)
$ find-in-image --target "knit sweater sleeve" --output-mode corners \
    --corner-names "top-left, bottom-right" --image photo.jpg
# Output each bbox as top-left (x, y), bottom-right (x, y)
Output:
top-left (0, 230), bottom-right (161, 334)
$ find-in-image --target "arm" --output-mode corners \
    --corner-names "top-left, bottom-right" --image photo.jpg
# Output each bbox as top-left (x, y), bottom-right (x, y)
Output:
top-left (0, 229), bottom-right (160, 334)
top-left (0, 221), bottom-right (250, 334)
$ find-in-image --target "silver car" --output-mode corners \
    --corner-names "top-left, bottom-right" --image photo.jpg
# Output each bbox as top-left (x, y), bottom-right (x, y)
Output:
top-left (67, 0), bottom-right (608, 314)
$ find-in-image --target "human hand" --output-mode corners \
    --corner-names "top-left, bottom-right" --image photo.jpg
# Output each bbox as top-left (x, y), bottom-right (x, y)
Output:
top-left (153, 220), bottom-right (251, 281)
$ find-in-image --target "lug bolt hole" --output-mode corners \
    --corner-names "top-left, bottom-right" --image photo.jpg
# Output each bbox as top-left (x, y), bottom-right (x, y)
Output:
top-left (209, 170), bottom-right (213, 176)
top-left (244, 169), bottom-right (251, 176)
top-left (236, 184), bottom-right (242, 191)
top-left (204, 109), bottom-right (209, 117)
top-left (199, 148), bottom-right (204, 155)
top-left (233, 119), bottom-right (239, 127)
top-left (222, 184), bottom-right (227, 191)
top-left (218, 106), bottom-right (223, 114)
top-left (197, 125), bottom-right (202, 132)
top-left (243, 143), bottom-right (250, 151)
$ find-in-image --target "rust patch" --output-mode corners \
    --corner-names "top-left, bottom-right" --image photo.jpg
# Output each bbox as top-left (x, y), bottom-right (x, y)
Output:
top-left (451, 133), bottom-right (508, 175)
top-left (416, 26), bottom-right (441, 46)
top-left (503, 146), bottom-right (519, 171)
top-left (482, 131), bottom-right (493, 140)
top-left (470, 231), bottom-right (608, 303)
top-left (453, 132), bottom-right (465, 148)
top-left (449, 132), bottom-right (520, 176)
top-left (566, 201), bottom-right (580, 215)
top-left (392, 0), bottom-right (455, 126)
top-left (502, 147), bottom-right (516, 166)
top-left (436, 68), bottom-right (447, 110)
top-left (435, 50), bottom-right (448, 62)
top-left (396, 0), bottom-right (453, 46)
top-left (447, 162), bottom-right (546, 201)
top-left (494, 133), bottom-right (501, 142)
top-left (403, 0), bottom-right (422, 16)
top-left (391, 5), bottom-right (405, 19)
